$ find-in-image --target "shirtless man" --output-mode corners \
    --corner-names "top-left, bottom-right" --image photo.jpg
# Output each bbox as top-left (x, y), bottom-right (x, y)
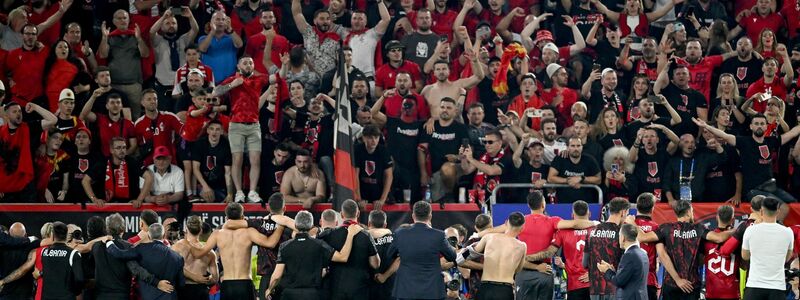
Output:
top-left (458, 211), bottom-right (527, 300)
top-left (171, 216), bottom-right (219, 300)
top-left (280, 149), bottom-right (326, 209)
top-left (190, 203), bottom-right (287, 300)
top-left (421, 26), bottom-right (484, 127)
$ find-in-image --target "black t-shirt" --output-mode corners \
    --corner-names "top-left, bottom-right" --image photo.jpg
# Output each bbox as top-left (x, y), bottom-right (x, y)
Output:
top-left (420, 121), bottom-right (469, 172)
top-left (259, 106), bottom-right (287, 154)
top-left (735, 135), bottom-right (780, 192)
top-left (596, 131), bottom-right (628, 151)
top-left (291, 113), bottom-right (335, 160)
top-left (192, 138), bottom-right (232, 190)
top-left (41, 243), bottom-right (83, 299)
top-left (276, 233), bottom-right (334, 289)
top-left (476, 77), bottom-right (513, 125)
top-left (85, 88), bottom-right (131, 116)
top-left (0, 245), bottom-right (37, 298)
top-left (385, 118), bottom-right (422, 168)
top-left (551, 155), bottom-right (600, 203)
top-left (657, 83), bottom-right (707, 136)
top-left (585, 87), bottom-right (626, 124)
top-left (92, 238), bottom-right (134, 296)
top-left (260, 159), bottom-right (292, 196)
top-left (509, 162), bottom-right (551, 204)
top-left (632, 146), bottom-right (671, 199)
top-left (66, 152), bottom-right (103, 204)
top-left (703, 144), bottom-right (741, 201)
top-left (355, 143), bottom-right (394, 201)
top-left (622, 117), bottom-right (671, 144)
top-left (717, 57), bottom-right (763, 97)
top-left (371, 232), bottom-right (396, 292)
top-left (585, 222), bottom-right (622, 295)
top-left (319, 226), bottom-right (379, 292)
top-left (592, 40), bottom-right (622, 71)
top-left (656, 222), bottom-right (710, 289)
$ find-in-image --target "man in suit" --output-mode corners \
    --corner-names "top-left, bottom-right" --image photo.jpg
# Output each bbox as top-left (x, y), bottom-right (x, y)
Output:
top-left (387, 201), bottom-right (457, 300)
top-left (106, 223), bottom-right (185, 300)
top-left (597, 223), bottom-right (648, 300)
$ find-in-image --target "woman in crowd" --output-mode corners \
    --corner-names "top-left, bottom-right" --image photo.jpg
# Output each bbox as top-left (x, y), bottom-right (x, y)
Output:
top-left (42, 39), bottom-right (88, 113)
top-left (626, 74), bottom-right (650, 122)
top-left (602, 146), bottom-right (634, 201)
top-left (709, 73), bottom-right (747, 132)
top-left (593, 107), bottom-right (626, 151)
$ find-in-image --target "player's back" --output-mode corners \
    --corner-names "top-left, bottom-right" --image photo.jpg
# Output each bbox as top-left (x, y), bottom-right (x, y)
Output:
top-left (215, 228), bottom-right (254, 280)
top-left (482, 234), bottom-right (526, 283)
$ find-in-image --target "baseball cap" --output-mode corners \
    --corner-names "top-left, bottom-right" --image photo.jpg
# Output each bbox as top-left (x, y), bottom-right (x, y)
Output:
top-left (59, 88), bottom-right (75, 102)
top-left (527, 138), bottom-right (545, 148)
top-left (188, 68), bottom-right (206, 78)
top-left (542, 42), bottom-right (559, 54)
top-left (534, 30), bottom-right (554, 44)
top-left (153, 146), bottom-right (171, 159)
top-left (385, 40), bottom-right (404, 51)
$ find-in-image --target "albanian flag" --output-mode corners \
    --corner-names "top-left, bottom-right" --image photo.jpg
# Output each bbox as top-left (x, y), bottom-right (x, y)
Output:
top-left (0, 123), bottom-right (34, 193)
top-left (492, 44), bottom-right (528, 96)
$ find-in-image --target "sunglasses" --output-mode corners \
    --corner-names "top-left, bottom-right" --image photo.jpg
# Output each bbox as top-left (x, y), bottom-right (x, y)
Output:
top-left (484, 140), bottom-right (499, 145)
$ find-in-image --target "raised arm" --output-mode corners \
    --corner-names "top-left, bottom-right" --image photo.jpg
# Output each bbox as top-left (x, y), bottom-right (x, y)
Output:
top-left (37, 0), bottom-right (72, 33)
top-left (374, 0), bottom-right (391, 35)
top-left (189, 231), bottom-right (218, 258)
top-left (247, 226), bottom-right (286, 249)
top-left (694, 118), bottom-right (736, 146)
top-left (291, 0), bottom-right (310, 33)
top-left (645, 0), bottom-right (675, 22)
top-left (134, 24), bottom-right (150, 58)
top-left (520, 13), bottom-right (551, 51)
top-left (496, 8), bottom-right (526, 42)
top-left (565, 17), bottom-right (586, 55)
top-left (591, 0), bottom-right (619, 23)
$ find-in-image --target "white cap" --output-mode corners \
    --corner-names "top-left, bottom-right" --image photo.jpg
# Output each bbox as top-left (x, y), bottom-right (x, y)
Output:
top-left (546, 63), bottom-right (563, 79)
top-left (59, 88), bottom-right (75, 102)
top-left (542, 42), bottom-right (559, 54)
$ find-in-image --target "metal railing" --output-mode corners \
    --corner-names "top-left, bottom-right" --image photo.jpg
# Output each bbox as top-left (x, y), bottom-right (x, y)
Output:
top-left (489, 183), bottom-right (604, 212)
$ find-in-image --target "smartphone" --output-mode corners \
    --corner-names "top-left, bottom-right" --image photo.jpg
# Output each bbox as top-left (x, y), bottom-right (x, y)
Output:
top-left (592, 63), bottom-right (601, 71)
top-left (170, 6), bottom-right (183, 15)
top-left (462, 138), bottom-right (471, 148)
top-left (440, 35), bottom-right (449, 42)
top-left (611, 163), bottom-right (619, 174)
top-left (647, 95), bottom-right (661, 104)
top-left (686, 6), bottom-right (694, 16)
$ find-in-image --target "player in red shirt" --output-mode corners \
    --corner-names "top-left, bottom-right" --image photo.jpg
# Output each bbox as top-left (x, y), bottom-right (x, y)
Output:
top-left (527, 200), bottom-right (594, 299)
top-left (215, 56), bottom-right (270, 203)
top-left (745, 55), bottom-right (794, 113)
top-left (730, 0), bottom-right (785, 42)
top-left (375, 41), bottom-right (424, 96)
top-left (704, 205), bottom-right (741, 300)
top-left (5, 24), bottom-right (49, 106)
top-left (244, 10), bottom-right (290, 75)
top-left (633, 193), bottom-right (660, 300)
top-left (675, 40), bottom-right (735, 103)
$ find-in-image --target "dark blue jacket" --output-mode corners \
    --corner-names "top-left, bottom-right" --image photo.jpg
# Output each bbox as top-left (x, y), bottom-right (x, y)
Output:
top-left (106, 240), bottom-right (185, 300)
top-left (603, 244), bottom-right (649, 300)
top-left (387, 222), bottom-right (456, 299)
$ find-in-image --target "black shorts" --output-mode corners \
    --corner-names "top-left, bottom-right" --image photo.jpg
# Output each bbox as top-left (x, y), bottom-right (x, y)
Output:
top-left (220, 279), bottom-right (256, 300)
top-left (647, 285), bottom-right (657, 300)
top-left (281, 288), bottom-right (320, 300)
top-left (178, 283), bottom-right (210, 300)
top-left (744, 287), bottom-right (786, 300)
top-left (662, 284), bottom-right (700, 300)
top-left (178, 139), bottom-right (194, 162)
top-left (567, 287), bottom-right (590, 300)
top-left (475, 281), bottom-right (514, 300)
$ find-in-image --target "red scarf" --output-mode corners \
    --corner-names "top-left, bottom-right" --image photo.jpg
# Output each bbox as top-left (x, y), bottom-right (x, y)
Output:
top-left (108, 29), bottom-right (136, 37)
top-left (105, 160), bottom-right (131, 200)
top-left (473, 148), bottom-right (505, 192)
top-left (0, 124), bottom-right (34, 193)
top-left (302, 118), bottom-right (322, 159)
top-left (314, 27), bottom-right (341, 43)
top-left (272, 73), bottom-right (289, 133)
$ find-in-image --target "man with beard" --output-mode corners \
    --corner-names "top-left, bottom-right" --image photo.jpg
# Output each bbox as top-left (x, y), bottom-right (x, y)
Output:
top-left (192, 121), bottom-right (234, 202)
top-left (400, 9), bottom-right (441, 68)
top-left (620, 37), bottom-right (660, 83)
top-left (718, 37), bottom-right (764, 96)
top-left (380, 72), bottom-right (430, 120)
top-left (375, 41), bottom-right (423, 97)
top-left (582, 68), bottom-right (626, 123)
top-left (622, 96), bottom-right (681, 143)
top-left (371, 93), bottom-right (425, 203)
top-left (150, 8), bottom-right (199, 111)
top-left (695, 115), bottom-right (800, 216)
top-left (293, 2), bottom-right (340, 75)
top-left (245, 10), bottom-right (290, 74)
top-left (170, 216), bottom-right (219, 299)
top-left (461, 130), bottom-right (512, 201)
top-left (348, 78), bottom-right (375, 122)
top-left (654, 63), bottom-right (707, 136)
top-left (198, 11), bottom-right (244, 83)
top-left (172, 46), bottom-right (215, 98)
top-left (541, 63), bottom-right (579, 128)
top-left (509, 136), bottom-right (550, 203)
top-left (259, 143), bottom-right (292, 200)
top-left (568, 117), bottom-right (604, 164)
top-left (4, 24), bottom-right (50, 106)
top-left (335, 2), bottom-right (390, 82)
top-left (98, 10), bottom-right (149, 118)
top-left (539, 118), bottom-right (566, 164)
top-left (215, 56), bottom-right (269, 203)
top-left (86, 67), bottom-right (132, 120)
top-left (729, 0), bottom-right (784, 42)
top-left (62, 23), bottom-right (97, 72)
top-left (281, 150), bottom-right (326, 208)
top-left (80, 92), bottom-right (137, 157)
top-left (420, 31), bottom-right (485, 123)
top-left (0, 101), bottom-right (57, 201)
top-left (629, 125), bottom-right (679, 201)
top-left (418, 98), bottom-right (469, 203)
top-left (547, 137), bottom-right (601, 203)
top-left (355, 126), bottom-right (394, 210)
top-left (82, 137), bottom-right (152, 207)
top-left (663, 133), bottom-right (726, 205)
top-left (174, 70), bottom-right (211, 120)
top-left (745, 54), bottom-right (794, 113)
top-left (673, 39), bottom-right (736, 102)
top-left (134, 89), bottom-right (182, 167)
top-left (472, 55), bottom-right (524, 125)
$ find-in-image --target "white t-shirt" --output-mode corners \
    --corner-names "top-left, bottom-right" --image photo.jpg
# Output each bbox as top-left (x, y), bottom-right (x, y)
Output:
top-left (142, 164), bottom-right (185, 196)
top-left (742, 222), bottom-right (793, 290)
top-left (343, 28), bottom-right (382, 77)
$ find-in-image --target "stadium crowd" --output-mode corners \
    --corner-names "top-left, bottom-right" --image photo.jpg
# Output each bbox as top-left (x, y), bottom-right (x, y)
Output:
top-left (1, 0), bottom-right (800, 298)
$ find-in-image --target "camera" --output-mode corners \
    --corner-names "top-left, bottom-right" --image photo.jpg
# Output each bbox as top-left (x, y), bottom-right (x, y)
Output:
top-left (447, 236), bottom-right (459, 248)
top-left (71, 230), bottom-right (83, 242)
top-left (447, 277), bottom-right (462, 291)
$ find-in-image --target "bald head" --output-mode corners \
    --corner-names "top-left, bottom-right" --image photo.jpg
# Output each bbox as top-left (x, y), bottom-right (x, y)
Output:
top-left (9, 223), bottom-right (25, 237)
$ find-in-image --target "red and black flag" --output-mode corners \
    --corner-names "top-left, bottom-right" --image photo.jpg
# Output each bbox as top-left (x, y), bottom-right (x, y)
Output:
top-left (333, 43), bottom-right (357, 208)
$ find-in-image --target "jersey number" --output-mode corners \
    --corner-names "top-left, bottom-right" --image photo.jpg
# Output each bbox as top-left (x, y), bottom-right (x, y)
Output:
top-left (706, 250), bottom-right (735, 276)
top-left (576, 240), bottom-right (585, 252)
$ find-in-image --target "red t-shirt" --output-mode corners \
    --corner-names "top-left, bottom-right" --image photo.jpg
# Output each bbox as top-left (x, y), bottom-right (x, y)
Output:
top-left (676, 56), bottom-right (724, 103)
top-left (45, 59), bottom-right (79, 112)
top-left (134, 112), bottom-right (183, 165)
top-left (244, 32), bottom-right (291, 75)
top-left (781, 1), bottom-right (800, 39)
top-left (553, 227), bottom-right (592, 291)
top-left (220, 73), bottom-right (269, 123)
top-left (96, 114), bottom-right (136, 157)
top-left (383, 93), bottom-right (431, 120)
top-left (739, 13), bottom-right (785, 42)
top-left (634, 215), bottom-right (659, 287)
top-left (703, 228), bottom-right (740, 299)
top-left (519, 213), bottom-right (562, 255)
top-left (540, 87), bottom-right (578, 127)
top-left (5, 46), bottom-right (49, 105)
top-left (465, 10), bottom-right (524, 36)
top-left (180, 105), bottom-right (232, 141)
top-left (375, 60), bottom-right (423, 90)
top-left (431, 9), bottom-right (458, 39)
top-left (746, 77), bottom-right (788, 113)
top-left (231, 9), bottom-right (265, 42)
top-left (34, 246), bottom-right (45, 300)
top-left (27, 4), bottom-right (61, 46)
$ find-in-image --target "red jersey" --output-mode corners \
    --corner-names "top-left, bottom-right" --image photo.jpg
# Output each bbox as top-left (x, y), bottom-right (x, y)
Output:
top-left (540, 87), bottom-right (579, 128)
top-left (431, 9), bottom-right (458, 39)
top-left (134, 112), bottom-right (183, 165)
top-left (180, 105), bottom-right (231, 141)
top-left (791, 225), bottom-right (800, 256)
top-left (703, 228), bottom-right (740, 300)
top-left (739, 13), bottom-right (785, 42)
top-left (676, 56), bottom-right (723, 103)
top-left (634, 215), bottom-right (659, 287)
top-left (519, 213), bottom-right (562, 256)
top-left (97, 114), bottom-right (136, 157)
top-left (244, 32), bottom-right (291, 74)
top-left (781, 1), bottom-right (800, 39)
top-left (34, 246), bottom-right (45, 300)
top-left (745, 77), bottom-right (788, 113)
top-left (375, 60), bottom-right (423, 90)
top-left (5, 45), bottom-right (49, 105)
top-left (633, 58), bottom-right (659, 83)
top-left (28, 4), bottom-right (61, 46)
top-left (382, 93), bottom-right (430, 120)
top-left (220, 73), bottom-right (269, 123)
top-left (553, 227), bottom-right (593, 291)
